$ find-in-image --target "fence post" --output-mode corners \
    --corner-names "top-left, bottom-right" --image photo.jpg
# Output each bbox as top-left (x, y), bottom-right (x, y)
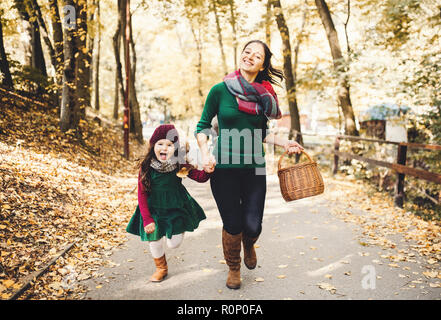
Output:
top-left (394, 144), bottom-right (407, 207)
top-left (333, 136), bottom-right (340, 175)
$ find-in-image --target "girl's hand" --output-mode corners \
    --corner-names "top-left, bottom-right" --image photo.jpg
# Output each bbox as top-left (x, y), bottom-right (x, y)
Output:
top-left (284, 140), bottom-right (304, 155)
top-left (144, 222), bottom-right (155, 234)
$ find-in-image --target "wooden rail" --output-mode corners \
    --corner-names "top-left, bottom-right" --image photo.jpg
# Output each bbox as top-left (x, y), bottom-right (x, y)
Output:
top-left (291, 130), bottom-right (441, 208)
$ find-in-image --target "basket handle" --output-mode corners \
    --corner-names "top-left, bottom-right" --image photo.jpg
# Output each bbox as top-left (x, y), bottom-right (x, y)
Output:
top-left (278, 150), bottom-right (313, 171)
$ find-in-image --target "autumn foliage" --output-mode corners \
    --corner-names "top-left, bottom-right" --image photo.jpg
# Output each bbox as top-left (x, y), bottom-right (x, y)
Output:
top-left (0, 89), bottom-right (141, 299)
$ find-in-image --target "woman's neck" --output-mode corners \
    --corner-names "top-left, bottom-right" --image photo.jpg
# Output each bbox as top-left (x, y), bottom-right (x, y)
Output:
top-left (239, 69), bottom-right (258, 83)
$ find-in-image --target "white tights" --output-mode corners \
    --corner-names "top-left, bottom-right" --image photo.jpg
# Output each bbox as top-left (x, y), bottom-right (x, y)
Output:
top-left (148, 233), bottom-right (185, 259)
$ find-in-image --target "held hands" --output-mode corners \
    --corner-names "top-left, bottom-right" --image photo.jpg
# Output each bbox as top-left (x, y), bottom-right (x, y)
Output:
top-left (202, 153), bottom-right (216, 173)
top-left (144, 222), bottom-right (155, 234)
top-left (284, 140), bottom-right (304, 155)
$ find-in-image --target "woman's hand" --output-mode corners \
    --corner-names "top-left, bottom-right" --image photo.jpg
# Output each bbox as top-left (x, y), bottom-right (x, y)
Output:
top-left (202, 153), bottom-right (216, 173)
top-left (284, 140), bottom-right (304, 155)
top-left (144, 222), bottom-right (156, 234)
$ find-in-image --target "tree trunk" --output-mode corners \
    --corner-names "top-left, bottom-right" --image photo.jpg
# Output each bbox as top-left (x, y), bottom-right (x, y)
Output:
top-left (211, 0), bottom-right (228, 75)
top-left (113, 0), bottom-right (125, 120)
top-left (127, 9), bottom-right (144, 144)
top-left (30, 19), bottom-right (47, 78)
top-left (190, 23), bottom-right (203, 108)
top-left (48, 0), bottom-right (64, 105)
top-left (29, 0), bottom-right (57, 73)
top-left (60, 0), bottom-right (77, 132)
top-left (0, 17), bottom-right (13, 89)
top-left (14, 0), bottom-right (47, 89)
top-left (315, 0), bottom-right (358, 136)
top-left (271, 0), bottom-right (303, 146)
top-left (93, 0), bottom-right (101, 111)
top-left (74, 0), bottom-right (91, 120)
top-left (228, 0), bottom-right (238, 70)
top-left (265, 0), bottom-right (272, 47)
top-left (185, 4), bottom-right (204, 109)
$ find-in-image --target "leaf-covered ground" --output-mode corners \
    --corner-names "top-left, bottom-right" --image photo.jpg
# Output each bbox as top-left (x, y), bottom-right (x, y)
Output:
top-left (0, 89), bottom-right (141, 299)
top-left (0, 89), bottom-right (439, 300)
top-left (324, 173), bottom-right (441, 277)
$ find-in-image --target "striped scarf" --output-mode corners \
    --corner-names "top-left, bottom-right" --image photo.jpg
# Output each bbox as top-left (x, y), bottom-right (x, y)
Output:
top-left (223, 70), bottom-right (281, 120)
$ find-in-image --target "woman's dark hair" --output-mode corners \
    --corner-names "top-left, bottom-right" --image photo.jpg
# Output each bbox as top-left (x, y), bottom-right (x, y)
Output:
top-left (242, 40), bottom-right (284, 86)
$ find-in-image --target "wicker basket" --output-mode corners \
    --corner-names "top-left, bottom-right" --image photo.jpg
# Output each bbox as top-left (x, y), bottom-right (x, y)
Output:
top-left (277, 150), bottom-right (324, 202)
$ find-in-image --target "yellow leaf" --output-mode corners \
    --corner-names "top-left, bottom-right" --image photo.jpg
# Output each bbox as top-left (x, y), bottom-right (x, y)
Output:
top-left (422, 271), bottom-right (438, 278)
top-left (295, 235), bottom-right (304, 239)
top-left (2, 293), bottom-right (11, 299)
top-left (255, 277), bottom-right (265, 282)
top-left (277, 275), bottom-right (286, 279)
top-left (2, 280), bottom-right (14, 288)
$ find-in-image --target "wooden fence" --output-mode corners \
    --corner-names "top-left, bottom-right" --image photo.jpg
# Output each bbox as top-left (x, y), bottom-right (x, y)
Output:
top-left (292, 131), bottom-right (441, 208)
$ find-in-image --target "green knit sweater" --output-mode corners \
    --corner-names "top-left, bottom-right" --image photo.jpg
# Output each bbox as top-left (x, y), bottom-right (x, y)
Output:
top-left (195, 82), bottom-right (269, 168)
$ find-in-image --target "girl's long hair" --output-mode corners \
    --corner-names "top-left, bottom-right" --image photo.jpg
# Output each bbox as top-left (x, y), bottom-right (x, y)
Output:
top-left (242, 40), bottom-right (284, 87)
top-left (138, 145), bottom-right (156, 194)
top-left (138, 141), bottom-right (194, 194)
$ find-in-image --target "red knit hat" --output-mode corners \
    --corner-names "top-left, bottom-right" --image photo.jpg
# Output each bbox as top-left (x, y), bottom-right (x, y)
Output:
top-left (149, 124), bottom-right (180, 148)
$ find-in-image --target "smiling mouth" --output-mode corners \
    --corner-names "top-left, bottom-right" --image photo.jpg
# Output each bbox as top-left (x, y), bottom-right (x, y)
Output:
top-left (159, 152), bottom-right (168, 160)
top-left (243, 59), bottom-right (253, 67)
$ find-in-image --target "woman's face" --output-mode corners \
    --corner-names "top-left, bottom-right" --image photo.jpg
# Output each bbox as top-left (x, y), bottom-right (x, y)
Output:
top-left (154, 139), bottom-right (175, 162)
top-left (239, 42), bottom-right (265, 75)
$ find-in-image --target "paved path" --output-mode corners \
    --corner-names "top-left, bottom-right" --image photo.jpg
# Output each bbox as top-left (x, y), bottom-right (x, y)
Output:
top-left (82, 174), bottom-right (440, 300)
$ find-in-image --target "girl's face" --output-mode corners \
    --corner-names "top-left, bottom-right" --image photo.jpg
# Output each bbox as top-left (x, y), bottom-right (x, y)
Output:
top-left (154, 139), bottom-right (175, 162)
top-left (239, 42), bottom-right (265, 75)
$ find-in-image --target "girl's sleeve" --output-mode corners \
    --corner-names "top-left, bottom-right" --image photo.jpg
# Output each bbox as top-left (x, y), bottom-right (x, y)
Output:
top-left (138, 175), bottom-right (154, 227)
top-left (187, 168), bottom-right (211, 183)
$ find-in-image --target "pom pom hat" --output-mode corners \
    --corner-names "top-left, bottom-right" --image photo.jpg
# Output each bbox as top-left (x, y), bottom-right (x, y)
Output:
top-left (149, 124), bottom-right (180, 149)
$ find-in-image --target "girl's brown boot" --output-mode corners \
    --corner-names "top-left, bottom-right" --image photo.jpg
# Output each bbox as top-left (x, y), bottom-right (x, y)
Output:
top-left (150, 254), bottom-right (168, 282)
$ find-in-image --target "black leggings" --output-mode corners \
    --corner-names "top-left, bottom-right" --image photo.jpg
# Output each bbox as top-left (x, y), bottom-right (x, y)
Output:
top-left (210, 168), bottom-right (266, 238)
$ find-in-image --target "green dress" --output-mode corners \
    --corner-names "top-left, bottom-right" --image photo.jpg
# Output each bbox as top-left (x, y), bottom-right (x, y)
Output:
top-left (126, 168), bottom-right (206, 241)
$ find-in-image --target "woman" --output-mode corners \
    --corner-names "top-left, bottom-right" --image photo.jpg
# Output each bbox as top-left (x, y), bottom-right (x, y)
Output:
top-left (195, 40), bottom-right (303, 289)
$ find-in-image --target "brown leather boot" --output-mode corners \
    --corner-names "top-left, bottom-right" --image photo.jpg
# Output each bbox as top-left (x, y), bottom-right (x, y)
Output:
top-left (222, 229), bottom-right (242, 289)
top-left (242, 235), bottom-right (259, 270)
top-left (150, 254), bottom-right (168, 282)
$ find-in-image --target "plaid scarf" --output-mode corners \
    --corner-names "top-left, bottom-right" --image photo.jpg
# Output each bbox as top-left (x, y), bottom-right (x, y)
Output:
top-left (150, 158), bottom-right (178, 173)
top-left (223, 70), bottom-right (281, 120)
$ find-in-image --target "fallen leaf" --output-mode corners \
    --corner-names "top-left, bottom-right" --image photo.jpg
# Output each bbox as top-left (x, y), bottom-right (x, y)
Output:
top-left (422, 271), bottom-right (438, 279)
top-left (255, 277), bottom-right (265, 282)
top-left (2, 280), bottom-right (14, 289)
top-left (317, 282), bottom-right (336, 294)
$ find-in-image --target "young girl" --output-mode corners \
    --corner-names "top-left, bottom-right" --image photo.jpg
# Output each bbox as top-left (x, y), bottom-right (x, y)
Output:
top-left (126, 124), bottom-right (213, 282)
